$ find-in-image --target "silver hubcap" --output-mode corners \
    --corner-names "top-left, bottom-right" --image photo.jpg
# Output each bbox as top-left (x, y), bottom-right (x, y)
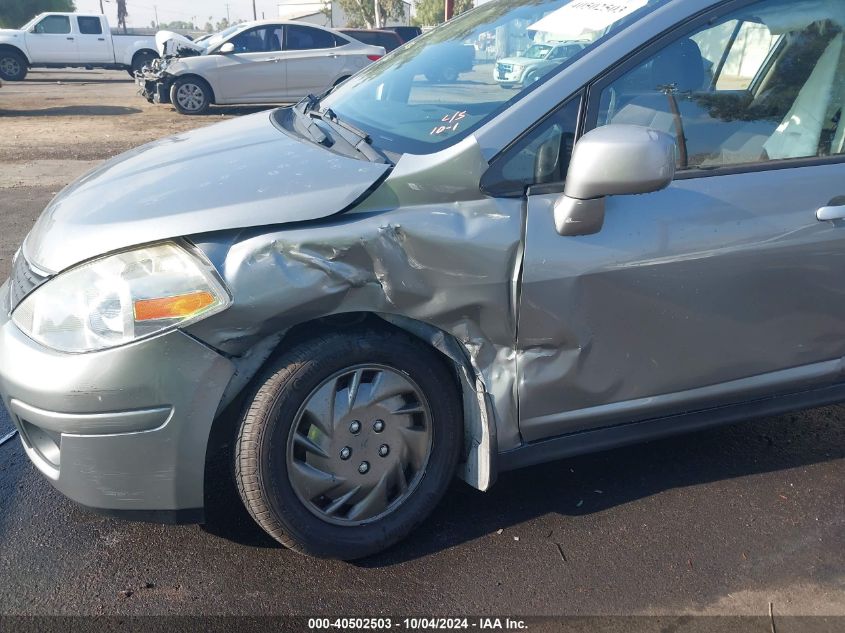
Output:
top-left (286, 364), bottom-right (433, 526)
top-left (175, 83), bottom-right (205, 111)
top-left (0, 57), bottom-right (20, 77)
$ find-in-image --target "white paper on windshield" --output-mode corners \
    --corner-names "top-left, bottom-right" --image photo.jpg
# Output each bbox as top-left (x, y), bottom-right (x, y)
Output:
top-left (529, 0), bottom-right (648, 37)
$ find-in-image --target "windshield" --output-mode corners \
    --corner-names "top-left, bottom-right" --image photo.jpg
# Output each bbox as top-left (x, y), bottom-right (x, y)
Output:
top-left (203, 24), bottom-right (243, 50)
top-left (322, 0), bottom-right (669, 155)
top-left (522, 44), bottom-right (553, 59)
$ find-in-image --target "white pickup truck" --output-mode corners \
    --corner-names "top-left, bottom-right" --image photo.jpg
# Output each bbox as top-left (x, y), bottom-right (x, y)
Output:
top-left (0, 13), bottom-right (158, 81)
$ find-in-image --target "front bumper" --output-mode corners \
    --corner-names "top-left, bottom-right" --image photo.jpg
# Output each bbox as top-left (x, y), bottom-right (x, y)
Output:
top-left (0, 280), bottom-right (235, 517)
top-left (493, 64), bottom-right (526, 84)
top-left (135, 73), bottom-right (171, 104)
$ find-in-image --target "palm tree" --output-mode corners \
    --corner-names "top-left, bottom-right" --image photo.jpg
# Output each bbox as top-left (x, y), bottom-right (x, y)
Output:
top-left (117, 0), bottom-right (128, 34)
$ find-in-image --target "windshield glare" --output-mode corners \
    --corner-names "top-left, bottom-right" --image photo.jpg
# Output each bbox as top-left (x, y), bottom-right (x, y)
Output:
top-left (523, 44), bottom-right (553, 59)
top-left (323, 0), bottom-right (667, 155)
top-left (203, 24), bottom-right (243, 50)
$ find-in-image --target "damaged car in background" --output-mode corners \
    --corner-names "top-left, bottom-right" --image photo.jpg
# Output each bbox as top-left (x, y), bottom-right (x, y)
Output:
top-left (4, 0), bottom-right (845, 560)
top-left (136, 20), bottom-right (384, 114)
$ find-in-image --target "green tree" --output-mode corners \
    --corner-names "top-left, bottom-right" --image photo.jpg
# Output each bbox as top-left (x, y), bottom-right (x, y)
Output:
top-left (0, 0), bottom-right (75, 28)
top-left (158, 20), bottom-right (197, 31)
top-left (334, 0), bottom-right (406, 29)
top-left (414, 0), bottom-right (473, 27)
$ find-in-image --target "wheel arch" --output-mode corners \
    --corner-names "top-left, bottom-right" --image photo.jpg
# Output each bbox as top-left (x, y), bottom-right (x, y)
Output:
top-left (0, 44), bottom-right (30, 64)
top-left (131, 48), bottom-right (158, 65)
top-left (171, 73), bottom-right (217, 105)
top-left (204, 312), bottom-right (498, 500)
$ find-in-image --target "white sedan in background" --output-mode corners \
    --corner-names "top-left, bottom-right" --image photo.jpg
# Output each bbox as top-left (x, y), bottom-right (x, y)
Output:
top-left (137, 20), bottom-right (385, 114)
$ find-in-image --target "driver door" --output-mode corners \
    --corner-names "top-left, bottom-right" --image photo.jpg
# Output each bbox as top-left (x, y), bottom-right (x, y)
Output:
top-left (512, 0), bottom-right (845, 442)
top-left (25, 15), bottom-right (76, 63)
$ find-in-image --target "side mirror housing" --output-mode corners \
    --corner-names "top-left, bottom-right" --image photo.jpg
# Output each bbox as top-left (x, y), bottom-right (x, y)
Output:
top-left (554, 125), bottom-right (676, 236)
top-left (218, 42), bottom-right (235, 54)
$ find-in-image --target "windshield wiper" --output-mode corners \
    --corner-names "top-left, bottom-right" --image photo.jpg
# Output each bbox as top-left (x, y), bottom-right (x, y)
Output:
top-left (293, 94), bottom-right (389, 164)
top-left (291, 96), bottom-right (330, 146)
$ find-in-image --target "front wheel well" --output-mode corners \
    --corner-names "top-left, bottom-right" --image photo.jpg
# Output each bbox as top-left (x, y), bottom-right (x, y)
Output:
top-left (204, 312), bottom-right (496, 512)
top-left (171, 73), bottom-right (216, 103)
top-left (0, 44), bottom-right (28, 64)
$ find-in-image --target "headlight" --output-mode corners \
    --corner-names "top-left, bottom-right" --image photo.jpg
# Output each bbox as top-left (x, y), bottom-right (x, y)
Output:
top-left (12, 242), bottom-right (230, 353)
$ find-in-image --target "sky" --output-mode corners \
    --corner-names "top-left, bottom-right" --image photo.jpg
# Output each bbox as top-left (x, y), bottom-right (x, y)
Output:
top-left (74, 0), bottom-right (286, 28)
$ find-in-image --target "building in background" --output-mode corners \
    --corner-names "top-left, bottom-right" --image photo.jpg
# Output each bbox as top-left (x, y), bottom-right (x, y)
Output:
top-left (277, 1), bottom-right (413, 28)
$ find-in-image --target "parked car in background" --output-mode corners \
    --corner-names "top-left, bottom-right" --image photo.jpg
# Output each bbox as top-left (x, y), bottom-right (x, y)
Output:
top-left (384, 26), bottom-right (422, 43)
top-left (137, 20), bottom-right (384, 114)
top-left (0, 13), bottom-right (158, 81)
top-left (339, 29), bottom-right (403, 53)
top-left (494, 40), bottom-right (587, 87)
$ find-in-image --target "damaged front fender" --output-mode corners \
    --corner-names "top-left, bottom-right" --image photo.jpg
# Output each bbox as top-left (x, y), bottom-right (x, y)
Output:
top-left (187, 136), bottom-right (525, 490)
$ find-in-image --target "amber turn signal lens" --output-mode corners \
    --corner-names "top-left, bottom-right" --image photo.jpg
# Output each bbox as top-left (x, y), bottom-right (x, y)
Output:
top-left (134, 291), bottom-right (216, 322)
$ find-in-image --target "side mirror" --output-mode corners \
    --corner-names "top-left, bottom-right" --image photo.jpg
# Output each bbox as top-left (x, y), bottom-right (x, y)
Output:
top-left (554, 125), bottom-right (676, 236)
top-left (218, 42), bottom-right (235, 54)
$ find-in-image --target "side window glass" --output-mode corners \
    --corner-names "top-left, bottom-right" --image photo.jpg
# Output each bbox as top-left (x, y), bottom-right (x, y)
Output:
top-left (482, 96), bottom-right (580, 197)
top-left (34, 16), bottom-right (71, 34)
top-left (266, 27), bottom-right (283, 52)
top-left (594, 0), bottom-right (845, 170)
top-left (286, 26), bottom-right (336, 51)
top-left (230, 27), bottom-right (279, 53)
top-left (77, 17), bottom-right (103, 35)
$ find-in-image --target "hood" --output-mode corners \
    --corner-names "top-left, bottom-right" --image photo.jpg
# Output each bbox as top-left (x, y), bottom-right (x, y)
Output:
top-left (155, 30), bottom-right (205, 57)
top-left (23, 111), bottom-right (391, 273)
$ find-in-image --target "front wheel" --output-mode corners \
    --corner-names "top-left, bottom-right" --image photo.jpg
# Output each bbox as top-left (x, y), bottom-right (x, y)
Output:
top-left (170, 76), bottom-right (212, 115)
top-left (0, 51), bottom-right (27, 81)
top-left (235, 328), bottom-right (462, 559)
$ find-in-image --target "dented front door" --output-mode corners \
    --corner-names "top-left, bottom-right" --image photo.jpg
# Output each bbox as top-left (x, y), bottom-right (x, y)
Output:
top-left (517, 165), bottom-right (845, 443)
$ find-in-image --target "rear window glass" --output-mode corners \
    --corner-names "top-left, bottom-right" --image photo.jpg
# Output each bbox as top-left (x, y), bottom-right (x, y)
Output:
top-left (77, 16), bottom-right (103, 35)
top-left (286, 25), bottom-right (339, 50)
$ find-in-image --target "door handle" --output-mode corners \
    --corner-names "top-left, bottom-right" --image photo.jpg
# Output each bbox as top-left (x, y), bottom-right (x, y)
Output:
top-left (67, 37), bottom-right (75, 40)
top-left (98, 37), bottom-right (105, 41)
top-left (817, 196), bottom-right (845, 221)
top-left (817, 205), bottom-right (845, 221)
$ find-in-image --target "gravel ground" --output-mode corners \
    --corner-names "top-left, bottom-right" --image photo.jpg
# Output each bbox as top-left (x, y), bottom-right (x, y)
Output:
top-left (0, 70), bottom-right (843, 623)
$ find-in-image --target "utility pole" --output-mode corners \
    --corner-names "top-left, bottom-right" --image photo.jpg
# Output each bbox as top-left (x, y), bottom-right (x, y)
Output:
top-left (99, 0), bottom-right (104, 14)
top-left (252, 0), bottom-right (257, 20)
top-left (153, 5), bottom-right (159, 28)
top-left (225, 4), bottom-right (231, 22)
top-left (445, 0), bottom-right (454, 21)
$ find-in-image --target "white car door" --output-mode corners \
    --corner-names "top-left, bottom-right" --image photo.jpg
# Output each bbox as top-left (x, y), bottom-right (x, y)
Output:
top-left (213, 25), bottom-right (286, 103)
top-left (25, 15), bottom-right (77, 63)
top-left (283, 24), bottom-right (348, 99)
top-left (74, 16), bottom-right (112, 63)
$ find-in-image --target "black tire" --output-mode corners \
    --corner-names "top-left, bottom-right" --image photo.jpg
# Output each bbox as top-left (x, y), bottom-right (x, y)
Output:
top-left (129, 50), bottom-right (157, 77)
top-left (235, 328), bottom-right (462, 560)
top-left (523, 70), bottom-right (539, 86)
top-left (169, 75), bottom-right (212, 115)
top-left (0, 50), bottom-right (27, 81)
